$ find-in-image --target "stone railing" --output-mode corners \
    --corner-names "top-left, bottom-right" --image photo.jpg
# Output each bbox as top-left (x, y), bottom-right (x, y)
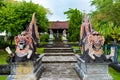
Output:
top-left (7, 54), bottom-right (44, 80)
top-left (75, 54), bottom-right (113, 80)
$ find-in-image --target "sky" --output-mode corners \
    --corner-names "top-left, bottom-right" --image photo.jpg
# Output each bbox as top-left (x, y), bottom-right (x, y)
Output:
top-left (18, 0), bottom-right (95, 21)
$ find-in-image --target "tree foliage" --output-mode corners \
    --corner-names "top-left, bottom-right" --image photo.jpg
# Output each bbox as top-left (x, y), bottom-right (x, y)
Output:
top-left (64, 8), bottom-right (82, 42)
top-left (0, 0), bottom-right (49, 47)
top-left (0, 0), bottom-right (49, 36)
top-left (90, 0), bottom-right (120, 43)
top-left (0, 0), bottom-right (5, 8)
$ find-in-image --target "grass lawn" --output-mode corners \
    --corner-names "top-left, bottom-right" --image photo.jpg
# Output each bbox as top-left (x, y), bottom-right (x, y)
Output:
top-left (68, 42), bottom-right (79, 44)
top-left (39, 42), bottom-right (48, 45)
top-left (0, 76), bottom-right (7, 80)
top-left (0, 50), bottom-right (8, 64)
top-left (109, 67), bottom-right (120, 80)
top-left (36, 48), bottom-right (44, 54)
top-left (118, 49), bottom-right (120, 62)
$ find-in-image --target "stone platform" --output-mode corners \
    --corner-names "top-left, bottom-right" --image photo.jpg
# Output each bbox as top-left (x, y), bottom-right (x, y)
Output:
top-left (7, 54), bottom-right (44, 80)
top-left (40, 63), bottom-right (80, 80)
top-left (75, 54), bottom-right (113, 80)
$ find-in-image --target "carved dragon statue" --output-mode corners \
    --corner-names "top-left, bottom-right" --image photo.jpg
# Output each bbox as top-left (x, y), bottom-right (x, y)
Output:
top-left (80, 13), bottom-right (114, 62)
top-left (5, 13), bottom-right (39, 62)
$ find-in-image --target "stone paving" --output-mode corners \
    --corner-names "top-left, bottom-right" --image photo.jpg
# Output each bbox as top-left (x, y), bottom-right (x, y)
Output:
top-left (39, 63), bottom-right (80, 80)
top-left (42, 55), bottom-right (77, 63)
top-left (39, 47), bottom-right (80, 80)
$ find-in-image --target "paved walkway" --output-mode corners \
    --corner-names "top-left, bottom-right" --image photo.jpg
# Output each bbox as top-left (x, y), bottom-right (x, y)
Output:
top-left (39, 63), bottom-right (80, 80)
top-left (39, 47), bottom-right (80, 80)
top-left (42, 53), bottom-right (76, 63)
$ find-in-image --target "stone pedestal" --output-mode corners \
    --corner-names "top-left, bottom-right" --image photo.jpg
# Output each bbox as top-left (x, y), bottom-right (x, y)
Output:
top-left (63, 40), bottom-right (67, 44)
top-left (47, 39), bottom-right (53, 47)
top-left (7, 54), bottom-right (44, 80)
top-left (75, 54), bottom-right (113, 80)
top-left (63, 40), bottom-right (69, 47)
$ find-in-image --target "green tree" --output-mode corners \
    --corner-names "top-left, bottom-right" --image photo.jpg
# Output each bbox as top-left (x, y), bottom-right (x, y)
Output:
top-left (90, 0), bottom-right (120, 43)
top-left (8, 1), bottom-right (49, 33)
top-left (64, 8), bottom-right (82, 41)
top-left (0, 0), bottom-right (5, 8)
top-left (0, 1), bottom-right (49, 45)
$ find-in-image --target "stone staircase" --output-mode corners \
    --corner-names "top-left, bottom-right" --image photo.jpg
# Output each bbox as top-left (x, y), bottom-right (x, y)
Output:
top-left (42, 53), bottom-right (76, 63)
top-left (39, 47), bottom-right (80, 80)
top-left (44, 48), bottom-right (73, 53)
top-left (43, 47), bottom-right (76, 63)
top-left (39, 36), bottom-right (80, 80)
top-left (42, 48), bottom-right (76, 63)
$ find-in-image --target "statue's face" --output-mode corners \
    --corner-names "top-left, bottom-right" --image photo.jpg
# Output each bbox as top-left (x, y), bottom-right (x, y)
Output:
top-left (88, 33), bottom-right (104, 51)
top-left (18, 36), bottom-right (26, 49)
top-left (14, 34), bottom-right (32, 50)
top-left (17, 34), bottom-right (27, 50)
top-left (93, 35), bottom-right (102, 51)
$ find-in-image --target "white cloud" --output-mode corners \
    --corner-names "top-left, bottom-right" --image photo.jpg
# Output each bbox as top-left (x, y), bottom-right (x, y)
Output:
top-left (17, 0), bottom-right (95, 21)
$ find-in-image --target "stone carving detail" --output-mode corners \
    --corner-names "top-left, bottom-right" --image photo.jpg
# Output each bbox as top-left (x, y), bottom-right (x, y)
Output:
top-left (80, 13), bottom-right (114, 62)
top-left (76, 12), bottom-right (113, 80)
top-left (6, 13), bottom-right (39, 62)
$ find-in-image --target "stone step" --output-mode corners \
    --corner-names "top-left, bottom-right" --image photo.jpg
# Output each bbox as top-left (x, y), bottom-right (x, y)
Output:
top-left (40, 78), bottom-right (80, 80)
top-left (42, 56), bottom-right (77, 63)
top-left (53, 43), bottom-right (64, 47)
top-left (39, 63), bottom-right (80, 80)
top-left (52, 44), bottom-right (69, 48)
top-left (44, 53), bottom-right (74, 56)
top-left (44, 48), bottom-right (73, 53)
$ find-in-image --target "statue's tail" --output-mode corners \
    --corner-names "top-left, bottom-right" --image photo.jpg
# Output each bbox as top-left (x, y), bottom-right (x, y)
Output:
top-left (29, 13), bottom-right (39, 45)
